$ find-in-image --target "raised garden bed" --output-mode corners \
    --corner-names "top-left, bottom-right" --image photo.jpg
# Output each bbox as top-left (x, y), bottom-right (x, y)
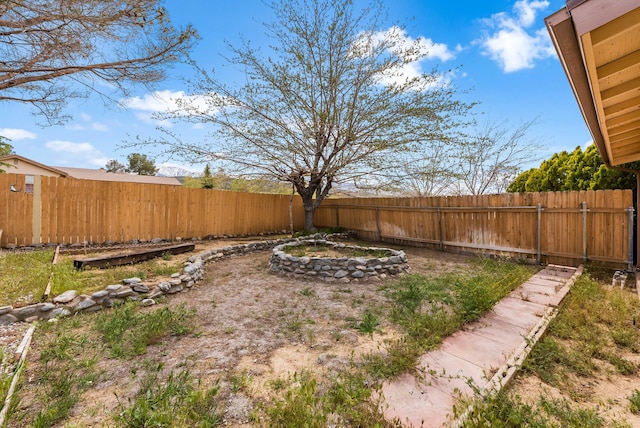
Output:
top-left (269, 239), bottom-right (409, 282)
top-left (73, 243), bottom-right (195, 269)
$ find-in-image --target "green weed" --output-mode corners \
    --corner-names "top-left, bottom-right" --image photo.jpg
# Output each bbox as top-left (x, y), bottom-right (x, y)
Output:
top-left (29, 318), bottom-right (101, 427)
top-left (460, 392), bottom-right (606, 428)
top-left (524, 275), bottom-right (640, 395)
top-left (368, 259), bottom-right (532, 379)
top-left (0, 249), bottom-right (53, 305)
top-left (300, 287), bottom-right (316, 297)
top-left (230, 370), bottom-right (251, 394)
top-left (629, 389), bottom-right (640, 414)
top-left (95, 302), bottom-right (195, 358)
top-left (354, 309), bottom-right (380, 336)
top-left (262, 370), bottom-right (387, 427)
top-left (116, 363), bottom-right (221, 427)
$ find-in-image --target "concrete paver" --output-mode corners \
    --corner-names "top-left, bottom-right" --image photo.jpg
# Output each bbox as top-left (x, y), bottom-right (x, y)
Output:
top-left (381, 265), bottom-right (579, 427)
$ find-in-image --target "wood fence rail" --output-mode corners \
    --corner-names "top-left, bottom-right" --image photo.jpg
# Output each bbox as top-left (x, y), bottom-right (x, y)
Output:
top-left (0, 173), bottom-right (304, 247)
top-left (315, 190), bottom-right (634, 268)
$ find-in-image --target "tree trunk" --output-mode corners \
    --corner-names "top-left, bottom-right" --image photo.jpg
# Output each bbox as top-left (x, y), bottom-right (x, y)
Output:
top-left (303, 203), bottom-right (317, 232)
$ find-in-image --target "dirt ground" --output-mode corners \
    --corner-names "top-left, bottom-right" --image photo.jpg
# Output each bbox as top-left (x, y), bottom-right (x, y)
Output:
top-left (5, 239), bottom-right (639, 426)
top-left (7, 240), bottom-right (476, 427)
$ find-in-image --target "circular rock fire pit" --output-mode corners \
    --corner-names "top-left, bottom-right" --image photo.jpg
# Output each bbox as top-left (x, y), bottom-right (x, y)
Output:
top-left (269, 238), bottom-right (408, 282)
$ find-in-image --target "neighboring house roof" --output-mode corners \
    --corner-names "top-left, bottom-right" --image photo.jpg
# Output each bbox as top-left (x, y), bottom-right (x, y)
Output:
top-left (54, 166), bottom-right (182, 186)
top-left (1, 154), bottom-right (182, 185)
top-left (0, 154), bottom-right (70, 177)
top-left (545, 0), bottom-right (640, 167)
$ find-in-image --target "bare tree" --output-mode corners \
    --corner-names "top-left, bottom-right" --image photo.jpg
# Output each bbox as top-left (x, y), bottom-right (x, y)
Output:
top-left (396, 138), bottom-right (464, 196)
top-left (451, 118), bottom-right (542, 195)
top-left (0, 0), bottom-right (197, 124)
top-left (139, 0), bottom-right (472, 230)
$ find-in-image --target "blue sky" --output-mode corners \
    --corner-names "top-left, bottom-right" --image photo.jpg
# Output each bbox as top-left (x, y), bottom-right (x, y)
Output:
top-left (0, 0), bottom-right (591, 175)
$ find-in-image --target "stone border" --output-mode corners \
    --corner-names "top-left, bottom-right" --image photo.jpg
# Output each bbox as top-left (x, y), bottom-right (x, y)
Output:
top-left (0, 234), bottom-right (335, 325)
top-left (269, 239), bottom-right (409, 282)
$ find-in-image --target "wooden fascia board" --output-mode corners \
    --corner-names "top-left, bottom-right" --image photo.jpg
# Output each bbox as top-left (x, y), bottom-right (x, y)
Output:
top-left (568, 0), bottom-right (639, 36)
top-left (545, 8), bottom-right (610, 164)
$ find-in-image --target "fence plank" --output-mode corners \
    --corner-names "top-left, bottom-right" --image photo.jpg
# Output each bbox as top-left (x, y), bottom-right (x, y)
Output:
top-left (0, 175), bottom-right (305, 247)
top-left (0, 175), bottom-right (633, 267)
top-left (315, 190), bottom-right (633, 268)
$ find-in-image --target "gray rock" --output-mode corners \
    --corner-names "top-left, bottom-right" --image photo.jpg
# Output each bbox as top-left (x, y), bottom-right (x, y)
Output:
top-left (334, 270), bottom-right (348, 279)
top-left (0, 314), bottom-right (18, 325)
top-left (141, 298), bottom-right (156, 307)
top-left (186, 281), bottom-right (195, 288)
top-left (0, 305), bottom-right (13, 315)
top-left (123, 277), bottom-right (142, 285)
top-left (53, 290), bottom-right (78, 303)
top-left (39, 303), bottom-right (56, 312)
top-left (74, 298), bottom-right (96, 311)
top-left (149, 290), bottom-right (164, 299)
top-left (151, 238), bottom-right (164, 244)
top-left (167, 285), bottom-right (183, 294)
top-left (106, 284), bottom-right (123, 291)
top-left (351, 270), bottom-right (365, 278)
top-left (116, 288), bottom-right (135, 298)
top-left (170, 273), bottom-right (180, 278)
top-left (270, 264), bottom-right (281, 272)
top-left (132, 284), bottom-right (149, 293)
top-left (183, 265), bottom-right (197, 275)
top-left (158, 282), bottom-right (171, 292)
top-left (169, 279), bottom-right (182, 286)
top-left (51, 308), bottom-right (71, 318)
top-left (92, 290), bottom-right (109, 299)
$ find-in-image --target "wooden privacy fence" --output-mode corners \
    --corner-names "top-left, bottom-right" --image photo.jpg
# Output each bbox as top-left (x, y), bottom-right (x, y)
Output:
top-left (315, 190), bottom-right (634, 268)
top-left (0, 173), bottom-right (304, 247)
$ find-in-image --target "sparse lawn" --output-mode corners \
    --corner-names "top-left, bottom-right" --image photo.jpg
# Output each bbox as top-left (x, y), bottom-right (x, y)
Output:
top-left (3, 246), bottom-right (536, 427)
top-left (0, 250), bottom-right (53, 306)
top-left (0, 249), bottom-right (185, 307)
top-left (458, 271), bottom-right (640, 427)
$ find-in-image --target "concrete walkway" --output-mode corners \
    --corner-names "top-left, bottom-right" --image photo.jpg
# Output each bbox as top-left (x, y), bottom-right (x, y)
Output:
top-left (381, 264), bottom-right (582, 428)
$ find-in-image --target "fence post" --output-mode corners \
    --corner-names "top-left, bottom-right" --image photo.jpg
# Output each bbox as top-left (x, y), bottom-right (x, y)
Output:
top-left (537, 204), bottom-right (543, 265)
top-left (438, 207), bottom-right (443, 251)
top-left (335, 206), bottom-right (339, 228)
top-left (581, 201), bottom-right (588, 263)
top-left (627, 206), bottom-right (635, 271)
top-left (375, 207), bottom-right (381, 241)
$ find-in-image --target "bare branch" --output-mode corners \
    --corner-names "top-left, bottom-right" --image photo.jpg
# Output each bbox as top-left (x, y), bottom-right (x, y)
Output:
top-left (0, 0), bottom-right (197, 124)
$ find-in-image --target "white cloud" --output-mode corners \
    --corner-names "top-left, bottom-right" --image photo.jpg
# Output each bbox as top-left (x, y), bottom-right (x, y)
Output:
top-left (368, 26), bottom-right (457, 89)
top-left (121, 90), bottom-right (214, 126)
top-left (0, 128), bottom-right (37, 141)
top-left (91, 122), bottom-right (109, 132)
top-left (65, 113), bottom-right (109, 132)
top-left (514, 0), bottom-right (549, 26)
top-left (479, 0), bottom-right (555, 73)
top-left (45, 140), bottom-right (109, 167)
